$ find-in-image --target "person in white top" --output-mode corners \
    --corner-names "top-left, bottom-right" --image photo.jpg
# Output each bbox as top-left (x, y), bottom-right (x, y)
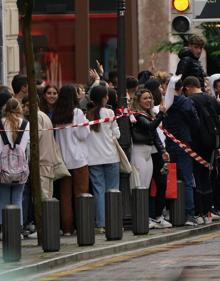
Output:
top-left (52, 85), bottom-right (90, 235)
top-left (0, 98), bottom-right (29, 229)
top-left (86, 85), bottom-right (120, 232)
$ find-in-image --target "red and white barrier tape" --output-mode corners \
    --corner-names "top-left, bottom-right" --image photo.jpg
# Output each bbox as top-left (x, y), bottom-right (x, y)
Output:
top-left (162, 128), bottom-right (211, 169)
top-left (0, 114), bottom-right (123, 133)
top-left (0, 108), bottom-right (212, 169)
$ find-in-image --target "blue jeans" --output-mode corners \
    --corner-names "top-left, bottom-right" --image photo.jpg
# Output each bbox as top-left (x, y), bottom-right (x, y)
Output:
top-left (167, 143), bottom-right (195, 217)
top-left (89, 162), bottom-right (120, 227)
top-left (0, 183), bottom-right (25, 225)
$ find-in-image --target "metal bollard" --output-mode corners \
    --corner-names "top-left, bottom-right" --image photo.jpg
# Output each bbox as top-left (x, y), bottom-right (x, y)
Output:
top-left (131, 187), bottom-right (149, 235)
top-left (2, 205), bottom-right (21, 262)
top-left (170, 180), bottom-right (186, 226)
top-left (42, 199), bottom-right (60, 252)
top-left (75, 193), bottom-right (95, 246)
top-left (105, 189), bottom-right (123, 240)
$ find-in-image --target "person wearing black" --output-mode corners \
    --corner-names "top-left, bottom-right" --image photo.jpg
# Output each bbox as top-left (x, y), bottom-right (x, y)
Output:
top-left (163, 79), bottom-right (200, 226)
top-left (130, 89), bottom-right (171, 229)
top-left (176, 34), bottom-right (206, 91)
top-left (183, 76), bottom-right (220, 224)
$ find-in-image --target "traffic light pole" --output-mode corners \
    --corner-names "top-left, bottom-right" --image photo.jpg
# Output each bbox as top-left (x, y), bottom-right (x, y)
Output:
top-left (117, 0), bottom-right (132, 228)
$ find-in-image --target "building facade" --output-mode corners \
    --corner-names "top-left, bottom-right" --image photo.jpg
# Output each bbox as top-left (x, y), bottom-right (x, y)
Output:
top-left (1, 0), bottom-right (171, 87)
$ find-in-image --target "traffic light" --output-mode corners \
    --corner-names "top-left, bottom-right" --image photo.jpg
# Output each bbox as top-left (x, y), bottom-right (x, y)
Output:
top-left (171, 0), bottom-right (192, 34)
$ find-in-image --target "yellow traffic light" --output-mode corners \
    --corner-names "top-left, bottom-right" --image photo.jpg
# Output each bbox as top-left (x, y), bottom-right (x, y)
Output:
top-left (173, 0), bottom-right (189, 12)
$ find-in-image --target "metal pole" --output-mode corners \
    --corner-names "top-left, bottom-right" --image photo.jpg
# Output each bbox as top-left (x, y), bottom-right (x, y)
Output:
top-left (42, 199), bottom-right (60, 252)
top-left (105, 189), bottom-right (123, 240)
top-left (117, 0), bottom-right (132, 229)
top-left (117, 0), bottom-right (126, 108)
top-left (2, 205), bottom-right (21, 262)
top-left (75, 194), bottom-right (95, 246)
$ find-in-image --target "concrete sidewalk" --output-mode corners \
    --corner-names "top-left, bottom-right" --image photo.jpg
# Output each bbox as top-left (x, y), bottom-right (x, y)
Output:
top-left (1, 222), bottom-right (220, 280)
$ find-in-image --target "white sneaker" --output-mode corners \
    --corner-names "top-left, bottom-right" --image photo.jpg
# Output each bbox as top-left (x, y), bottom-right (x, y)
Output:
top-left (211, 212), bottom-right (220, 221)
top-left (149, 218), bottom-right (157, 229)
top-left (203, 216), bottom-right (212, 224)
top-left (26, 223), bottom-right (36, 233)
top-left (28, 231), bottom-right (38, 239)
top-left (153, 216), bottom-right (172, 229)
top-left (185, 217), bottom-right (198, 226)
top-left (195, 216), bottom-right (205, 225)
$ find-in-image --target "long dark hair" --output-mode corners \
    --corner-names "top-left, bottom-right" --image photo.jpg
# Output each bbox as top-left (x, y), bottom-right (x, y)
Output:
top-left (86, 85), bottom-right (108, 132)
top-left (52, 84), bottom-right (79, 125)
top-left (39, 84), bottom-right (59, 114)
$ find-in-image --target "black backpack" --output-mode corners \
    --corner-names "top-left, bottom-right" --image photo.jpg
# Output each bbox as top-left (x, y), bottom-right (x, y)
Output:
top-left (191, 95), bottom-right (220, 150)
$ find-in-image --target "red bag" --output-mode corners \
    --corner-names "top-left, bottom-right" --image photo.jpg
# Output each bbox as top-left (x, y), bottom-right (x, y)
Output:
top-left (165, 163), bottom-right (177, 199)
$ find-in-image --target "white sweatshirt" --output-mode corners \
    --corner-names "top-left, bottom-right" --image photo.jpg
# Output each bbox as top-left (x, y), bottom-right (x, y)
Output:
top-left (86, 107), bottom-right (120, 166)
top-left (55, 108), bottom-right (90, 170)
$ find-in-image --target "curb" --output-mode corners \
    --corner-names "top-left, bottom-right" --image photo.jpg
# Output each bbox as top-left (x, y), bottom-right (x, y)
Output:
top-left (1, 222), bottom-right (220, 280)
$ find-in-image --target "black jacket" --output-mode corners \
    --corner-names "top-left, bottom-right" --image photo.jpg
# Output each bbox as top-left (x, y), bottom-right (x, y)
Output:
top-left (176, 47), bottom-right (206, 90)
top-left (190, 93), bottom-right (220, 154)
top-left (131, 112), bottom-right (166, 154)
top-left (163, 95), bottom-right (200, 147)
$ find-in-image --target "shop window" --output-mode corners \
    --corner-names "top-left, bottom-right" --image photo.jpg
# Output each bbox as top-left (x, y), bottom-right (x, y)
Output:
top-left (19, 14), bottom-right (117, 86)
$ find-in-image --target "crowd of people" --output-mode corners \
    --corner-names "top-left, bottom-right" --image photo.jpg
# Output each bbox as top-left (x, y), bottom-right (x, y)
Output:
top-left (0, 33), bottom-right (220, 239)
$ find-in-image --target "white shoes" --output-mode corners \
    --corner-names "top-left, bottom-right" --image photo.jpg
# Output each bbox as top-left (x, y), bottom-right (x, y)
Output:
top-left (185, 216), bottom-right (198, 226)
top-left (149, 218), bottom-right (157, 229)
top-left (28, 231), bottom-right (38, 239)
top-left (149, 216), bottom-right (172, 229)
top-left (195, 215), bottom-right (212, 225)
top-left (211, 212), bottom-right (220, 221)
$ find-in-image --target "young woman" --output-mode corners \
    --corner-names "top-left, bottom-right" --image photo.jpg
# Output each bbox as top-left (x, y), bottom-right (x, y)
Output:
top-left (0, 98), bottom-right (29, 234)
top-left (52, 84), bottom-right (90, 235)
top-left (86, 85), bottom-right (120, 233)
top-left (40, 85), bottom-right (59, 119)
top-left (130, 89), bottom-right (171, 228)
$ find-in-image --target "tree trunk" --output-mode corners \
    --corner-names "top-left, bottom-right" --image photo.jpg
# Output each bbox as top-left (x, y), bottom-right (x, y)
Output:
top-left (21, 0), bottom-right (42, 245)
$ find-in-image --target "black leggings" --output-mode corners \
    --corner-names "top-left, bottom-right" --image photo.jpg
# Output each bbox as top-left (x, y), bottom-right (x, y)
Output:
top-left (149, 153), bottom-right (167, 218)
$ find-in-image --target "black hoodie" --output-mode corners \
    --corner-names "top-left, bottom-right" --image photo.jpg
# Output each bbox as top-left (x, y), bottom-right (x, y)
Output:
top-left (163, 95), bottom-right (200, 146)
top-left (176, 47), bottom-right (206, 90)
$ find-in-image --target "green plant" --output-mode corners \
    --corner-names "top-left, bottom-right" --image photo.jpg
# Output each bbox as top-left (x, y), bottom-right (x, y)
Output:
top-left (202, 24), bottom-right (220, 68)
top-left (155, 40), bottom-right (183, 54)
top-left (154, 24), bottom-right (220, 73)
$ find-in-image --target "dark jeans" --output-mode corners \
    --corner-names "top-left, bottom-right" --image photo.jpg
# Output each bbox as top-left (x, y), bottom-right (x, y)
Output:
top-left (149, 153), bottom-right (166, 219)
top-left (167, 143), bottom-right (195, 217)
top-left (211, 158), bottom-right (220, 211)
top-left (193, 161), bottom-right (212, 216)
top-left (22, 178), bottom-right (34, 227)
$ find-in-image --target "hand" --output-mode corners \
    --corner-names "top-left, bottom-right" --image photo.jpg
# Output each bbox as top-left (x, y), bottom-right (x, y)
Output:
top-left (162, 151), bottom-right (170, 162)
top-left (159, 100), bottom-right (166, 113)
top-left (89, 69), bottom-right (100, 82)
top-left (96, 60), bottom-right (104, 77)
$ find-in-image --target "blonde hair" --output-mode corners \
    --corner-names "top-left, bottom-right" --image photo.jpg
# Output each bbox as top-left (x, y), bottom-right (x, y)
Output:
top-left (131, 89), bottom-right (154, 116)
top-left (154, 71), bottom-right (171, 85)
top-left (3, 98), bottom-right (23, 142)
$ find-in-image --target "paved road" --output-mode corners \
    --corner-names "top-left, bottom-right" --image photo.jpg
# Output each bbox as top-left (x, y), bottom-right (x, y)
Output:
top-left (34, 231), bottom-right (220, 281)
